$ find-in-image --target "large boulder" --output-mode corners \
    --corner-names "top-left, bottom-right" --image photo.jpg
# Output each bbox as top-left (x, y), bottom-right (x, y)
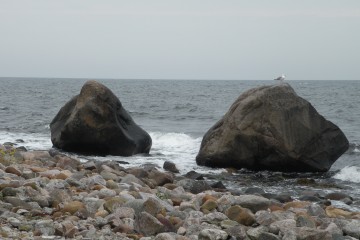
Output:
top-left (50, 80), bottom-right (151, 156)
top-left (196, 83), bottom-right (348, 172)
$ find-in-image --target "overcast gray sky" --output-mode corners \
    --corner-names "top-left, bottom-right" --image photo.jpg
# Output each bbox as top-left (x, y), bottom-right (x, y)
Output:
top-left (0, 0), bottom-right (359, 80)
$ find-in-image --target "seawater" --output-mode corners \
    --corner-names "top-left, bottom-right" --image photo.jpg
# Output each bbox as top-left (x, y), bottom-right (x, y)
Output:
top-left (0, 78), bottom-right (359, 207)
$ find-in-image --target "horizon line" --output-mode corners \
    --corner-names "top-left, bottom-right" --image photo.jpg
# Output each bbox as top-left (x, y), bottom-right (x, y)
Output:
top-left (0, 76), bottom-right (359, 81)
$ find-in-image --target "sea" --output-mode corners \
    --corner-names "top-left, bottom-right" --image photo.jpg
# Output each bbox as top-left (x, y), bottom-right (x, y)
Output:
top-left (1, 78), bottom-right (359, 210)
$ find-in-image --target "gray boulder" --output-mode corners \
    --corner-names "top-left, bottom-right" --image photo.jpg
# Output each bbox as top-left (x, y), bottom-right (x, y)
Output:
top-left (196, 83), bottom-right (348, 172)
top-left (50, 80), bottom-right (152, 156)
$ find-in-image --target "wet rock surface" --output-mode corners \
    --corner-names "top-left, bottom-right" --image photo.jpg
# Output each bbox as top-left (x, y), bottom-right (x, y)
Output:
top-left (50, 80), bottom-right (152, 156)
top-left (196, 83), bottom-right (349, 172)
top-left (0, 143), bottom-right (359, 239)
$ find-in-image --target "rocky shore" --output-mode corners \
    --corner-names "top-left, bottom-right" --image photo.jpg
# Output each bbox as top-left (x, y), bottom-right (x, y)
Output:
top-left (1, 142), bottom-right (360, 240)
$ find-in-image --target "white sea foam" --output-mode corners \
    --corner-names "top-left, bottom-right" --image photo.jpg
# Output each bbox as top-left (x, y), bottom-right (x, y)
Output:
top-left (79, 131), bottom-right (225, 175)
top-left (333, 166), bottom-right (360, 183)
top-left (0, 131), bottom-right (52, 150)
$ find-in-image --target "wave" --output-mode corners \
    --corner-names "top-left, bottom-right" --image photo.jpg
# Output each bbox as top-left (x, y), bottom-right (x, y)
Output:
top-left (333, 166), bottom-right (360, 183)
top-left (0, 131), bottom-right (52, 150)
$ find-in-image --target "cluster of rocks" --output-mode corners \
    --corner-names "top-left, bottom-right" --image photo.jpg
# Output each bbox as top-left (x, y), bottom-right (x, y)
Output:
top-left (1, 143), bottom-right (360, 240)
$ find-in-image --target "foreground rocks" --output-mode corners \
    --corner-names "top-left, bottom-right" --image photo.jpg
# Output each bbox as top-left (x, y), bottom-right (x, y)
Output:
top-left (1, 144), bottom-right (359, 239)
top-left (196, 83), bottom-right (349, 172)
top-left (50, 80), bottom-right (152, 156)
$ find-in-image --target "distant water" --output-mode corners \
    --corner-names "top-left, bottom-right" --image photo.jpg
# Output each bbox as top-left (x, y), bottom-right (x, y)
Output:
top-left (1, 78), bottom-right (359, 208)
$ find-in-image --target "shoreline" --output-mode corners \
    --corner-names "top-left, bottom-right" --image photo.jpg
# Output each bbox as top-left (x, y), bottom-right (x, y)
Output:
top-left (1, 143), bottom-right (360, 239)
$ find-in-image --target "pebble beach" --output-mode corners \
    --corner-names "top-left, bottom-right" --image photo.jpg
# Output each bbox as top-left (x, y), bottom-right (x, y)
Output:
top-left (1, 142), bottom-right (360, 240)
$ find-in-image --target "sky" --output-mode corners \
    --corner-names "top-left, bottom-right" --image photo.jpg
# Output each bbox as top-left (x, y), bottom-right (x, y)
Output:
top-left (0, 0), bottom-right (359, 80)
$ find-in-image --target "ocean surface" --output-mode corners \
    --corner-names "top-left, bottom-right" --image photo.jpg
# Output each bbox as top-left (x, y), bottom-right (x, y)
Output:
top-left (1, 78), bottom-right (359, 209)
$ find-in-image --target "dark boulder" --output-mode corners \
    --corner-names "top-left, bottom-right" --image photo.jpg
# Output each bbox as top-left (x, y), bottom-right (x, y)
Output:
top-left (196, 83), bottom-right (349, 172)
top-left (50, 80), bottom-right (151, 156)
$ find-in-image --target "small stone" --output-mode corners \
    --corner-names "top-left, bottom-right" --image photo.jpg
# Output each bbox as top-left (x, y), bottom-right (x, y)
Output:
top-left (101, 170), bottom-right (120, 181)
top-left (148, 169), bottom-right (174, 186)
top-left (201, 212), bottom-right (228, 225)
top-left (143, 197), bottom-right (167, 216)
top-left (3, 196), bottom-right (32, 210)
top-left (225, 205), bottom-right (255, 226)
top-left (62, 220), bottom-right (78, 238)
top-left (296, 214), bottom-right (316, 228)
top-left (247, 226), bottom-right (269, 240)
top-left (34, 219), bottom-right (55, 236)
top-left (177, 226), bottom-right (186, 235)
top-left (234, 194), bottom-right (271, 213)
top-left (284, 201), bottom-right (311, 210)
top-left (269, 219), bottom-right (296, 234)
top-left (211, 181), bottom-right (227, 189)
top-left (55, 155), bottom-right (80, 170)
top-left (163, 161), bottom-right (180, 173)
top-left (121, 174), bottom-right (147, 187)
top-left (154, 232), bottom-right (176, 240)
top-left (62, 201), bottom-right (85, 215)
top-left (200, 199), bottom-right (218, 212)
top-left (176, 179), bottom-right (211, 194)
top-left (198, 229), bottom-right (228, 240)
top-left (220, 219), bottom-right (239, 229)
top-left (325, 192), bottom-right (351, 201)
top-left (103, 197), bottom-right (126, 213)
top-left (307, 203), bottom-right (327, 218)
top-left (325, 206), bottom-right (353, 218)
top-left (5, 166), bottom-right (22, 176)
top-left (225, 225), bottom-right (247, 240)
top-left (8, 217), bottom-right (22, 227)
top-left (113, 207), bottom-right (135, 219)
top-left (343, 220), bottom-right (360, 239)
top-left (136, 211), bottom-right (165, 236)
top-left (106, 180), bottom-right (119, 189)
top-left (95, 210), bottom-right (109, 218)
top-left (82, 161), bottom-right (96, 171)
top-left (184, 170), bottom-right (204, 180)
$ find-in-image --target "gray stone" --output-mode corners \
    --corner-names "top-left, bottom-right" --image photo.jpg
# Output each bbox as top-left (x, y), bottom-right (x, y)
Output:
top-left (112, 207), bottom-right (135, 219)
top-left (3, 196), bottom-right (32, 210)
top-left (324, 223), bottom-right (343, 239)
top-left (136, 211), bottom-right (165, 236)
top-left (294, 227), bottom-right (328, 240)
top-left (247, 226), bottom-right (269, 240)
top-left (50, 80), bottom-right (152, 156)
top-left (220, 219), bottom-right (239, 229)
top-left (8, 217), bottom-right (22, 227)
top-left (163, 161), bottom-right (180, 173)
top-left (269, 219), bottom-right (296, 235)
top-left (83, 197), bottom-right (105, 216)
top-left (234, 195), bottom-right (271, 213)
top-left (86, 174), bottom-right (107, 187)
top-left (225, 225), bottom-right (248, 240)
top-left (34, 219), bottom-right (55, 236)
top-left (176, 179), bottom-right (212, 194)
top-left (307, 203), bottom-right (327, 218)
top-left (201, 212), bottom-right (228, 224)
top-left (123, 199), bottom-right (146, 216)
top-left (154, 232), bottom-right (176, 240)
top-left (343, 220), bottom-right (360, 239)
top-left (198, 229), bottom-right (228, 240)
top-left (196, 83), bottom-right (349, 172)
top-left (258, 232), bottom-right (280, 240)
top-left (121, 174), bottom-right (147, 187)
top-left (296, 215), bottom-right (316, 228)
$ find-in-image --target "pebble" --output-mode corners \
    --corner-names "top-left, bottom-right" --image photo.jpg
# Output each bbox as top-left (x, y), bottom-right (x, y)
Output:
top-left (1, 144), bottom-right (360, 239)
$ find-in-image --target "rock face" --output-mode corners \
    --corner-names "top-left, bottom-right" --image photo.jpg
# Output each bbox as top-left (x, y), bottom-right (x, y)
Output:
top-left (196, 83), bottom-right (349, 172)
top-left (50, 80), bottom-right (152, 156)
